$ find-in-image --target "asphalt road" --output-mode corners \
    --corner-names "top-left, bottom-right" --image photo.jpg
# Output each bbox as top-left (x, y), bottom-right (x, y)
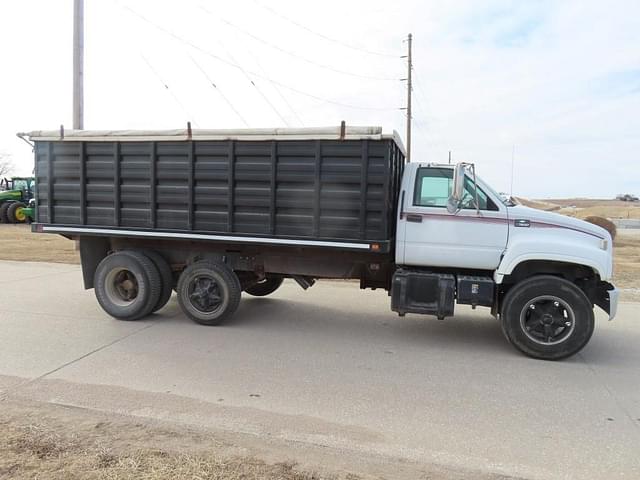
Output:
top-left (1, 260), bottom-right (639, 479)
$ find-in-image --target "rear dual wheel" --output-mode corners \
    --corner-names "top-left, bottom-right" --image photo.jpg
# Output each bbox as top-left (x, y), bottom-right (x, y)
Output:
top-left (132, 249), bottom-right (173, 314)
top-left (94, 250), bottom-right (173, 321)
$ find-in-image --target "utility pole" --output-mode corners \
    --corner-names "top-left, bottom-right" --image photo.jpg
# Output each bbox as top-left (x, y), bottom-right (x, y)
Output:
top-left (73, 0), bottom-right (84, 130)
top-left (405, 33), bottom-right (413, 162)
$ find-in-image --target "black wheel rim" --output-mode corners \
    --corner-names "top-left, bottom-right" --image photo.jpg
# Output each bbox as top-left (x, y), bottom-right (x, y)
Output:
top-left (519, 295), bottom-right (576, 345)
top-left (188, 275), bottom-right (223, 313)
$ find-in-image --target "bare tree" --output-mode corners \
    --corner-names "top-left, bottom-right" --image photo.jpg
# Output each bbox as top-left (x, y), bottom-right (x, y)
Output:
top-left (0, 153), bottom-right (14, 177)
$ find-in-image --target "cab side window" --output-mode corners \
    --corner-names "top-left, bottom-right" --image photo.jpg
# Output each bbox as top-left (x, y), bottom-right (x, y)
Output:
top-left (413, 168), bottom-right (452, 207)
top-left (414, 167), bottom-right (498, 211)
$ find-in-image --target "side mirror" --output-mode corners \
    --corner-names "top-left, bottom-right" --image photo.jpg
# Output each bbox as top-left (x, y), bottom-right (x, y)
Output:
top-left (446, 163), bottom-right (466, 213)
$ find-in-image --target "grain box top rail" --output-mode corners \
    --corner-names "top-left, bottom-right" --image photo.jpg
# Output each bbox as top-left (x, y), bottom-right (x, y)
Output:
top-left (25, 126), bottom-right (406, 153)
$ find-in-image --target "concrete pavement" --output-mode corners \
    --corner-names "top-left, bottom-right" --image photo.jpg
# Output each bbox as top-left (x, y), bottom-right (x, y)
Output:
top-left (0, 260), bottom-right (639, 479)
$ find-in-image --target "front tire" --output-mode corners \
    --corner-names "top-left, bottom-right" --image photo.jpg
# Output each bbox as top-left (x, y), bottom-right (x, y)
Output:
top-left (94, 251), bottom-right (162, 321)
top-left (501, 275), bottom-right (594, 360)
top-left (176, 260), bottom-right (241, 326)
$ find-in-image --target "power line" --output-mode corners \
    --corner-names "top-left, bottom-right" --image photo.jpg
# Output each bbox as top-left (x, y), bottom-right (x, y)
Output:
top-left (200, 6), bottom-right (398, 82)
top-left (118, 3), bottom-right (398, 112)
top-left (251, 0), bottom-right (399, 59)
top-left (141, 54), bottom-right (200, 126)
top-left (213, 40), bottom-right (291, 127)
top-left (412, 93), bottom-right (429, 119)
top-left (200, 25), bottom-right (291, 127)
top-left (242, 46), bottom-right (305, 126)
top-left (188, 54), bottom-right (250, 127)
top-left (412, 70), bottom-right (429, 105)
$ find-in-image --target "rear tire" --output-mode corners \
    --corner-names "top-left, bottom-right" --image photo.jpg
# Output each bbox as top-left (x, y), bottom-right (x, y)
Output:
top-left (0, 202), bottom-right (11, 223)
top-left (244, 275), bottom-right (284, 297)
top-left (134, 249), bottom-right (173, 313)
top-left (94, 251), bottom-right (162, 321)
top-left (176, 260), bottom-right (241, 326)
top-left (7, 202), bottom-right (27, 223)
top-left (501, 275), bottom-right (594, 360)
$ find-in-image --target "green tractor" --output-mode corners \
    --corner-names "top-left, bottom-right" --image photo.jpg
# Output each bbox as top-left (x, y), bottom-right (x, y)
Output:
top-left (0, 177), bottom-right (35, 224)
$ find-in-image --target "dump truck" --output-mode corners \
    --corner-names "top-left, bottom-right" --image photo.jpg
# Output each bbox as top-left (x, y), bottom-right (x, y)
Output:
top-left (24, 126), bottom-right (618, 360)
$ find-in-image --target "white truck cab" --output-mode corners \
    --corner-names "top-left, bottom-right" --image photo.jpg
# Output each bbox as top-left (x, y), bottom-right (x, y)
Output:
top-left (392, 162), bottom-right (618, 360)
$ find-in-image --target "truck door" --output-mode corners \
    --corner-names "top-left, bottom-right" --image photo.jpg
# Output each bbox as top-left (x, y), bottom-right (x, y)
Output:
top-left (398, 166), bottom-right (509, 270)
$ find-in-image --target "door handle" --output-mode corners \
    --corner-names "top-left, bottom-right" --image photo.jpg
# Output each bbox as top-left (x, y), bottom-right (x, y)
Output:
top-left (406, 213), bottom-right (422, 223)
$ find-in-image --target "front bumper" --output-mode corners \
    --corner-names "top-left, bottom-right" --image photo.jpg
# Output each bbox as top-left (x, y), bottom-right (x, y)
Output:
top-left (607, 286), bottom-right (619, 321)
top-left (591, 281), bottom-right (618, 321)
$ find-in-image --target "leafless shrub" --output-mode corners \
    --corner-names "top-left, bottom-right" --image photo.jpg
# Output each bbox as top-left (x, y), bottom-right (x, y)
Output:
top-left (0, 154), bottom-right (13, 177)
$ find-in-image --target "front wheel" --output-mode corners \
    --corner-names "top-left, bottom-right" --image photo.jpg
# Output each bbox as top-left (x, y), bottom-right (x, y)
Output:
top-left (501, 275), bottom-right (594, 360)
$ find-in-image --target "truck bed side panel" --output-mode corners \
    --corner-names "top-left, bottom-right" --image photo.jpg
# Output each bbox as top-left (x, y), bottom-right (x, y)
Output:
top-left (34, 138), bottom-right (404, 251)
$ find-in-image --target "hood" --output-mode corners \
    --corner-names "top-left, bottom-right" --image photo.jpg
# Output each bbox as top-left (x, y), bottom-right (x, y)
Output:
top-left (508, 205), bottom-right (610, 240)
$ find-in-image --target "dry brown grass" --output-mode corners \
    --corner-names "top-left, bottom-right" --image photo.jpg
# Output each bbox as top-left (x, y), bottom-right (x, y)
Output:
top-left (612, 230), bottom-right (640, 299)
top-left (0, 416), bottom-right (342, 480)
top-left (0, 224), bottom-right (79, 263)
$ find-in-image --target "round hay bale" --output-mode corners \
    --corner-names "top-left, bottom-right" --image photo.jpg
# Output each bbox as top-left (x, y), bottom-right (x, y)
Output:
top-left (584, 216), bottom-right (616, 240)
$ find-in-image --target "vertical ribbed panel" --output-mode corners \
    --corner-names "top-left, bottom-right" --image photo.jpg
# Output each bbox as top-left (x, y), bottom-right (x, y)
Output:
top-left (33, 138), bottom-right (404, 242)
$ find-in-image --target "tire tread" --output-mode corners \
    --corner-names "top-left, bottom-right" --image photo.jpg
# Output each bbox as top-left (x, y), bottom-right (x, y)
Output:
top-left (133, 249), bottom-right (173, 313)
